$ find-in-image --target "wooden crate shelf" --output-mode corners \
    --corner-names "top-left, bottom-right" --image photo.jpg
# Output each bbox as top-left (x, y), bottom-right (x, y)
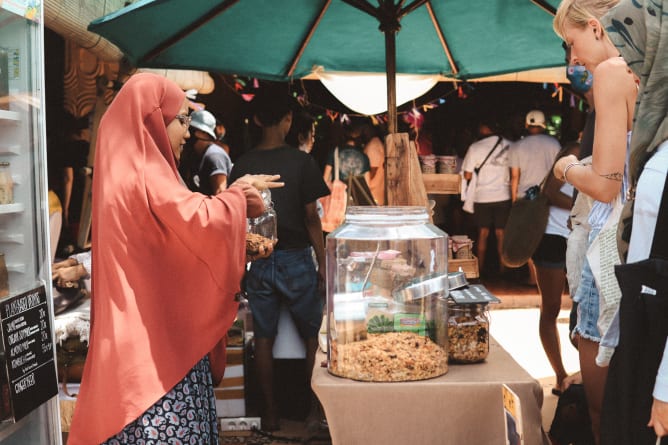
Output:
top-left (422, 173), bottom-right (461, 195)
top-left (448, 256), bottom-right (479, 279)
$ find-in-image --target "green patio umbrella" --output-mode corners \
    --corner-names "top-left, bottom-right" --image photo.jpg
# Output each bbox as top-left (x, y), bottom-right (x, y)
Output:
top-left (88, 0), bottom-right (563, 133)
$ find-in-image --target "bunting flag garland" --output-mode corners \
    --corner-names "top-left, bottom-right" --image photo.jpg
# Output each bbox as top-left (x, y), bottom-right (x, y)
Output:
top-left (372, 114), bottom-right (387, 124)
top-left (326, 110), bottom-right (339, 122)
top-left (216, 74), bottom-right (583, 131)
top-left (403, 107), bottom-right (425, 132)
top-left (551, 83), bottom-right (563, 102)
top-left (457, 85), bottom-right (467, 99)
top-left (296, 94), bottom-right (308, 106)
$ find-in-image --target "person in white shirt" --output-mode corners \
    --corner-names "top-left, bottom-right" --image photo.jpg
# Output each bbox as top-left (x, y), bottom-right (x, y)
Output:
top-left (461, 121), bottom-right (511, 276)
top-left (509, 110), bottom-right (561, 285)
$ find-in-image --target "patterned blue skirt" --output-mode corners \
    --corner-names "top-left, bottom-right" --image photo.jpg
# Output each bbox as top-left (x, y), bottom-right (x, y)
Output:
top-left (102, 355), bottom-right (219, 444)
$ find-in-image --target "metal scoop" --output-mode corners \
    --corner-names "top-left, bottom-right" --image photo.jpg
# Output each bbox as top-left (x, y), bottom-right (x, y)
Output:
top-left (393, 273), bottom-right (448, 303)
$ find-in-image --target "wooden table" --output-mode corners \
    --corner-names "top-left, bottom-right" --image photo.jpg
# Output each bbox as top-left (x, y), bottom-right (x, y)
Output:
top-left (312, 338), bottom-right (549, 445)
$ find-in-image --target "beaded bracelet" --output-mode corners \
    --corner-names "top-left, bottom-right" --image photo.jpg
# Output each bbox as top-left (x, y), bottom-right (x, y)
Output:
top-left (562, 162), bottom-right (583, 183)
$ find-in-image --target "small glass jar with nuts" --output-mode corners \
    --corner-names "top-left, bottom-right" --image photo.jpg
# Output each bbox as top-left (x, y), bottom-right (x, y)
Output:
top-left (447, 302), bottom-right (490, 363)
top-left (246, 189), bottom-right (277, 258)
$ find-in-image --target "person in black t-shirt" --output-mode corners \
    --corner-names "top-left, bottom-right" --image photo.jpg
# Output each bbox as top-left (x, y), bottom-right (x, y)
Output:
top-left (229, 90), bottom-right (329, 432)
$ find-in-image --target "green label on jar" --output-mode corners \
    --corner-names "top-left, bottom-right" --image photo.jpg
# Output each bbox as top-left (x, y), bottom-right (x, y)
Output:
top-left (394, 313), bottom-right (426, 336)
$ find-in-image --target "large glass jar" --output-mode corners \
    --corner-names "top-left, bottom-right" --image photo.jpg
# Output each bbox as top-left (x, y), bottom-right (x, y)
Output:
top-left (326, 206), bottom-right (449, 382)
top-left (447, 302), bottom-right (490, 363)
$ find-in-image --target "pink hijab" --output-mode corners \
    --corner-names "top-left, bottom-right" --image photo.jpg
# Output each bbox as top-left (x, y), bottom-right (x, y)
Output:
top-left (68, 73), bottom-right (246, 444)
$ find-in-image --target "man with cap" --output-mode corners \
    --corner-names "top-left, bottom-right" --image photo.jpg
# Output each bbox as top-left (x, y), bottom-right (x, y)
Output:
top-left (508, 110), bottom-right (562, 285)
top-left (180, 109), bottom-right (233, 195)
top-left (509, 110), bottom-right (561, 203)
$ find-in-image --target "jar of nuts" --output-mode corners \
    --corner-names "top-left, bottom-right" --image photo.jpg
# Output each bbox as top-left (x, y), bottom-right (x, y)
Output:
top-left (247, 189), bottom-right (277, 243)
top-left (447, 302), bottom-right (490, 363)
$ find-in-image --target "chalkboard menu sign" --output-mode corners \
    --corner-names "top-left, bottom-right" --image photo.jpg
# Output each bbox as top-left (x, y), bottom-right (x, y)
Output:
top-left (0, 285), bottom-right (58, 421)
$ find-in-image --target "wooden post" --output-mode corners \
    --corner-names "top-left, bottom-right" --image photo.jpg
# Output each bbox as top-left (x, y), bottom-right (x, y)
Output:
top-left (385, 132), bottom-right (429, 209)
top-left (384, 29), bottom-right (397, 135)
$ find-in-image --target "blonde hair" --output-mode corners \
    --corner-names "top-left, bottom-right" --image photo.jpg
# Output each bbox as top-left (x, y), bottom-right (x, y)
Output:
top-left (553, 0), bottom-right (620, 40)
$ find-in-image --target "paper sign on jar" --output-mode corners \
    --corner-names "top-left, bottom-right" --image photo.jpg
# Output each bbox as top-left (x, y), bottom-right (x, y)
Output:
top-left (394, 313), bottom-right (426, 336)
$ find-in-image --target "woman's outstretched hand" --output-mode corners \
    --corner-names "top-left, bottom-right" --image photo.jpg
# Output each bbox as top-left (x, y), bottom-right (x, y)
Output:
top-left (234, 174), bottom-right (284, 190)
top-left (229, 174), bottom-right (283, 218)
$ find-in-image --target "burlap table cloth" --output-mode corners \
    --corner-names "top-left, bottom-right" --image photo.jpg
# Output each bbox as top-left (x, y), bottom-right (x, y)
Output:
top-left (312, 338), bottom-right (549, 445)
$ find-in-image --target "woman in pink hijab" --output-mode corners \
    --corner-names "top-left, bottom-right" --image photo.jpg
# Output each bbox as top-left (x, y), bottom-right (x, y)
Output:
top-left (68, 73), bottom-right (280, 444)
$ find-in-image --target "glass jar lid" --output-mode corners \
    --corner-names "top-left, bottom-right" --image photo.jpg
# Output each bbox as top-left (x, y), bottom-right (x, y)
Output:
top-left (344, 206), bottom-right (429, 225)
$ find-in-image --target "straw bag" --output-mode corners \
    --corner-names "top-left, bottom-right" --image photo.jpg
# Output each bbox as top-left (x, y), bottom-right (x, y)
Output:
top-left (502, 179), bottom-right (550, 268)
top-left (320, 148), bottom-right (348, 232)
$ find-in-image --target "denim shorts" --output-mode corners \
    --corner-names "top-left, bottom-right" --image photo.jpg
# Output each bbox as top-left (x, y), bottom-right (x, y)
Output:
top-left (572, 228), bottom-right (601, 342)
top-left (245, 248), bottom-right (322, 339)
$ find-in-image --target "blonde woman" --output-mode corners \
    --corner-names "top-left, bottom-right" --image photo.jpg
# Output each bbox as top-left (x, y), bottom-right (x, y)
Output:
top-left (553, 0), bottom-right (638, 442)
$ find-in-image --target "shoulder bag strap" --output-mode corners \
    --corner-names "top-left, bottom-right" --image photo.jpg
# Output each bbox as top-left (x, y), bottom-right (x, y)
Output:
top-left (474, 136), bottom-right (503, 175)
top-left (650, 171), bottom-right (668, 259)
top-left (540, 145), bottom-right (573, 193)
top-left (538, 162), bottom-right (557, 193)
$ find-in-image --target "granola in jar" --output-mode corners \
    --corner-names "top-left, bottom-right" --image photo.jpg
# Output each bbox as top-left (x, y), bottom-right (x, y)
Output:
top-left (329, 331), bottom-right (448, 382)
top-left (447, 303), bottom-right (490, 363)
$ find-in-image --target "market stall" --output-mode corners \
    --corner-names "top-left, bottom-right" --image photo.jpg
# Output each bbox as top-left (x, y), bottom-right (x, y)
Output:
top-left (314, 205), bottom-right (548, 444)
top-left (312, 337), bottom-right (548, 445)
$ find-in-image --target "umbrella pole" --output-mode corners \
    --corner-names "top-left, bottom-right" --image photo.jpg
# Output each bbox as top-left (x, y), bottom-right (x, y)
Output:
top-left (384, 30), bottom-right (397, 135)
top-left (344, 0), bottom-right (429, 207)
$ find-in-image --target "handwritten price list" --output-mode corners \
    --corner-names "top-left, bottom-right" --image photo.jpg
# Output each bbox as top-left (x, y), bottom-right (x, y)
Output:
top-left (0, 286), bottom-right (57, 421)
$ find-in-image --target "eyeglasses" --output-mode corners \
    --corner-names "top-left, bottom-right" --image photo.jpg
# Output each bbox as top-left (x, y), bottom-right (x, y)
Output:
top-left (175, 114), bottom-right (192, 127)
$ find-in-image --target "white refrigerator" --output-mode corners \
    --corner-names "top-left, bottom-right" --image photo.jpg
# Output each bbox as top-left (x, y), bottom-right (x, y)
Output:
top-left (0, 1), bottom-right (62, 444)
